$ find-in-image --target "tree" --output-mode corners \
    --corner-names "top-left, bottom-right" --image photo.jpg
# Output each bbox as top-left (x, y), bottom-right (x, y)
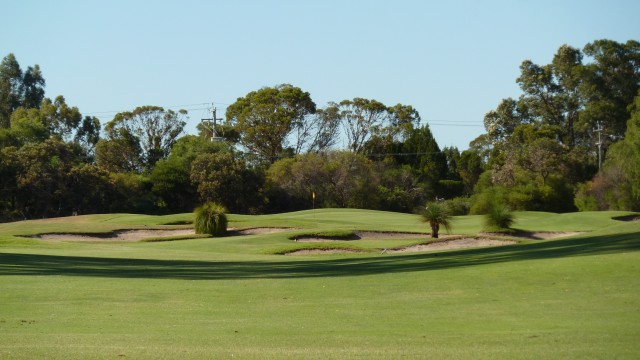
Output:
top-left (581, 40), bottom-right (640, 139)
top-left (442, 146), bottom-right (462, 181)
top-left (151, 135), bottom-right (231, 213)
top-left (307, 103), bottom-right (341, 153)
top-left (74, 115), bottom-right (101, 157)
top-left (375, 161), bottom-right (426, 213)
top-left (67, 164), bottom-right (114, 214)
top-left (457, 149), bottom-right (485, 195)
top-left (96, 131), bottom-right (143, 173)
top-left (2, 96), bottom-right (100, 157)
top-left (363, 103), bottom-right (421, 156)
top-left (20, 64), bottom-right (45, 109)
top-left (190, 152), bottom-right (263, 213)
top-left (0, 54), bottom-right (23, 128)
top-left (226, 84), bottom-right (316, 163)
top-left (483, 98), bottom-right (530, 143)
top-left (0, 53), bottom-right (46, 128)
top-left (265, 151), bottom-right (381, 211)
top-left (0, 146), bottom-right (21, 220)
top-left (2, 107), bottom-right (49, 146)
top-left (577, 91), bottom-right (640, 211)
top-left (9, 139), bottom-right (84, 218)
top-left (107, 172), bottom-right (158, 214)
top-left (421, 202), bottom-right (452, 238)
top-left (338, 98), bottom-right (389, 153)
top-left (485, 124), bottom-right (576, 212)
top-left (398, 125), bottom-right (447, 185)
top-left (103, 106), bottom-right (187, 171)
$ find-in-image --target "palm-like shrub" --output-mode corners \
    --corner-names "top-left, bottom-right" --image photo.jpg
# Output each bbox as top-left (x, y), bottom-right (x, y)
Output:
top-left (485, 203), bottom-right (514, 231)
top-left (421, 202), bottom-right (452, 238)
top-left (194, 202), bottom-right (228, 236)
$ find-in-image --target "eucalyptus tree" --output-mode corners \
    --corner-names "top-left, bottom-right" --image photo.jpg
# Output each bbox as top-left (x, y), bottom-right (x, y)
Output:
top-left (577, 92), bottom-right (640, 211)
top-left (99, 106), bottom-right (187, 172)
top-left (337, 97), bottom-right (389, 153)
top-left (3, 96), bottom-right (100, 156)
top-left (483, 98), bottom-right (530, 143)
top-left (580, 40), bottom-right (640, 146)
top-left (190, 151), bottom-right (263, 213)
top-left (0, 54), bottom-right (24, 128)
top-left (0, 53), bottom-right (45, 128)
top-left (226, 84), bottom-right (316, 163)
top-left (305, 103), bottom-right (341, 153)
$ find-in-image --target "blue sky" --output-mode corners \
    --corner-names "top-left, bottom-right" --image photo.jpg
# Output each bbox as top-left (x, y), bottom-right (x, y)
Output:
top-left (3, 0), bottom-right (639, 150)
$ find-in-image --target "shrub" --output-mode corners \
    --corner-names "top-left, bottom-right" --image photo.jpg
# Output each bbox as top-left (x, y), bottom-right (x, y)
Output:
top-left (194, 202), bottom-right (228, 236)
top-left (470, 186), bottom-right (508, 214)
top-left (441, 197), bottom-right (471, 216)
top-left (484, 202), bottom-right (514, 231)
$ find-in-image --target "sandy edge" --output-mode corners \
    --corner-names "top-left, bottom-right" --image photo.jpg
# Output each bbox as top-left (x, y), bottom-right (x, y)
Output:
top-left (285, 237), bottom-right (516, 255)
top-left (386, 238), bottom-right (516, 253)
top-left (32, 227), bottom-right (296, 242)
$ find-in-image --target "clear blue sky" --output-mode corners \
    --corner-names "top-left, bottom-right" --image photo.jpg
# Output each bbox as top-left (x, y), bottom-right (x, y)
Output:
top-left (3, 0), bottom-right (639, 150)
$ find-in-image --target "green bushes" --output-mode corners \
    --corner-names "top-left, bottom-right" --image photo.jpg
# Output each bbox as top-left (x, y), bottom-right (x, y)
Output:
top-left (440, 197), bottom-right (471, 216)
top-left (194, 202), bottom-right (228, 236)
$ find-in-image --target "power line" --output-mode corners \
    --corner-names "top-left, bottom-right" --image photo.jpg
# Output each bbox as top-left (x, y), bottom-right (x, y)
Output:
top-left (83, 102), bottom-right (228, 117)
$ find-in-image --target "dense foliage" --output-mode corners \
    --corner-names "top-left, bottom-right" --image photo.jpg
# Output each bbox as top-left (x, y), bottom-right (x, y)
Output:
top-left (0, 39), bottom-right (638, 221)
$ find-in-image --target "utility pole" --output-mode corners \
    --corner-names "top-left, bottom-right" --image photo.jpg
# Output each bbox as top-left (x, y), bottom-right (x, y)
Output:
top-left (200, 103), bottom-right (224, 141)
top-left (595, 122), bottom-right (603, 170)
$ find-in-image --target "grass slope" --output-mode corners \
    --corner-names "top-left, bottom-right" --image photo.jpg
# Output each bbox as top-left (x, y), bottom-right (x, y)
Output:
top-left (0, 209), bottom-right (639, 359)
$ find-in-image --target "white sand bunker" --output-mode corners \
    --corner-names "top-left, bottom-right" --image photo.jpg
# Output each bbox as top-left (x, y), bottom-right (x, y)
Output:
top-left (36, 229), bottom-right (196, 242)
top-left (231, 227), bottom-right (296, 235)
top-left (285, 237), bottom-right (516, 256)
top-left (35, 227), bottom-right (295, 242)
top-left (387, 238), bottom-right (516, 253)
top-left (481, 231), bottom-right (584, 240)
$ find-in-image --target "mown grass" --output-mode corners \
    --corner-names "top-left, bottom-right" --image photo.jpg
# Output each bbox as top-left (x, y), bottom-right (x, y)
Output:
top-left (0, 209), bottom-right (639, 359)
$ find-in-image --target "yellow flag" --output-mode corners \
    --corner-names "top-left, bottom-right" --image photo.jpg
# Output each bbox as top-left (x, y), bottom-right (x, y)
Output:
top-left (312, 191), bottom-right (316, 200)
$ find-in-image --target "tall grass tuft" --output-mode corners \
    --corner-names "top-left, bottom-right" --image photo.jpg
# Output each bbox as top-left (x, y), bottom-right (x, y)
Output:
top-left (421, 202), bottom-right (453, 238)
top-left (194, 202), bottom-right (228, 236)
top-left (484, 202), bottom-right (514, 231)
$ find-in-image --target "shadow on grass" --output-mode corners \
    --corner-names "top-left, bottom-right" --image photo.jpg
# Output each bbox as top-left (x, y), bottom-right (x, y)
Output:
top-left (1, 232), bottom-right (639, 280)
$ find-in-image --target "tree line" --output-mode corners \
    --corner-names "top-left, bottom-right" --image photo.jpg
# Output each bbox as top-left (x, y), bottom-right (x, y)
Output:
top-left (0, 38), bottom-right (638, 221)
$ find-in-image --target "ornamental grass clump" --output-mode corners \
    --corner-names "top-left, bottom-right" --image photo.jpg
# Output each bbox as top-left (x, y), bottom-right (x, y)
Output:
top-left (194, 202), bottom-right (228, 237)
top-left (484, 202), bottom-right (514, 231)
top-left (421, 202), bottom-right (453, 238)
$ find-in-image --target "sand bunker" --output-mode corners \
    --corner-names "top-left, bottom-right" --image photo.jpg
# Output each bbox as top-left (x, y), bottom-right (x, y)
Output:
top-left (285, 237), bottom-right (515, 256)
top-left (35, 229), bottom-right (196, 242)
top-left (294, 231), bottom-right (428, 242)
top-left (481, 231), bottom-right (584, 240)
top-left (387, 238), bottom-right (515, 253)
top-left (230, 227), bottom-right (295, 235)
top-left (34, 227), bottom-right (295, 242)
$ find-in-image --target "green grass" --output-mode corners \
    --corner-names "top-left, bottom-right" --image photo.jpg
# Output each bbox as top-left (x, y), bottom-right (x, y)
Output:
top-left (0, 209), bottom-right (639, 359)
